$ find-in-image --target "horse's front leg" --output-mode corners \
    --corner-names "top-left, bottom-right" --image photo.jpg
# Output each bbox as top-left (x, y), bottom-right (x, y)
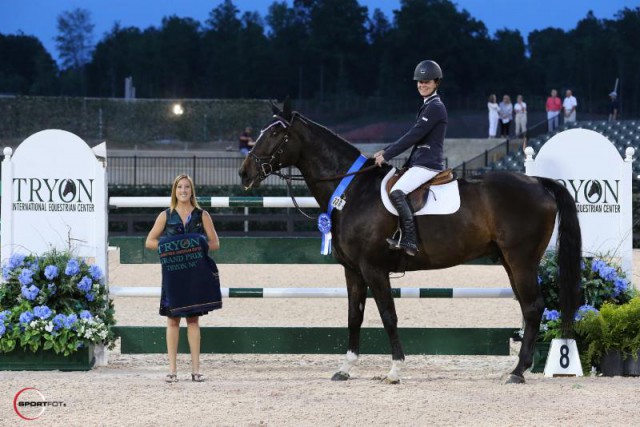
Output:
top-left (362, 267), bottom-right (405, 384)
top-left (332, 266), bottom-right (367, 381)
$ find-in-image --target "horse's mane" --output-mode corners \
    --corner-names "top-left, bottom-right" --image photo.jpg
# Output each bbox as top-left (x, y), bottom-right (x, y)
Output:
top-left (293, 112), bottom-right (361, 156)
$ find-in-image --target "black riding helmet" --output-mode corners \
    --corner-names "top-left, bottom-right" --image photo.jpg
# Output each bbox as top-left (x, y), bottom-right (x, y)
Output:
top-left (413, 60), bottom-right (442, 82)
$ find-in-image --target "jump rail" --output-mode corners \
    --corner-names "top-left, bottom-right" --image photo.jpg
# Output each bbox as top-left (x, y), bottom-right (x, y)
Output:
top-left (109, 196), bottom-right (320, 209)
top-left (109, 287), bottom-right (515, 298)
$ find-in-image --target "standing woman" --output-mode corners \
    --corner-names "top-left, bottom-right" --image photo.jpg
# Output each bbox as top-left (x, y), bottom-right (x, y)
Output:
top-left (146, 174), bottom-right (220, 383)
top-left (487, 94), bottom-right (499, 138)
top-left (498, 94), bottom-right (513, 138)
top-left (513, 94), bottom-right (527, 137)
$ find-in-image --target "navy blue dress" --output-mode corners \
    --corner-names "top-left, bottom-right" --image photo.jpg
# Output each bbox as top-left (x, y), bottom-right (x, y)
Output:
top-left (159, 208), bottom-right (222, 317)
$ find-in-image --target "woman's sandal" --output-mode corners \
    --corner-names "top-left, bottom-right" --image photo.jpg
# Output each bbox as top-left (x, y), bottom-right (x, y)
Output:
top-left (191, 373), bottom-right (205, 382)
top-left (165, 374), bottom-right (178, 383)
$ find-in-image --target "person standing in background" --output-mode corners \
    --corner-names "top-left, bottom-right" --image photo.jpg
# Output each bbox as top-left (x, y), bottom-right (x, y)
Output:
top-left (487, 94), bottom-right (499, 138)
top-left (563, 89), bottom-right (577, 124)
top-left (609, 92), bottom-right (620, 121)
top-left (498, 94), bottom-right (513, 138)
top-left (513, 94), bottom-right (527, 138)
top-left (545, 89), bottom-right (562, 132)
top-left (238, 126), bottom-right (255, 156)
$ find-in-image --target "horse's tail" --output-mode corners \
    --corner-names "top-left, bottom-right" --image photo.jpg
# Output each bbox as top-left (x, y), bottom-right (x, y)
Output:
top-left (539, 177), bottom-right (582, 336)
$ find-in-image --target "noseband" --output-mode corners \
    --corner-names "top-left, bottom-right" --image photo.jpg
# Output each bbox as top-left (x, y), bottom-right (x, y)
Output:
top-left (249, 118), bottom-right (292, 182)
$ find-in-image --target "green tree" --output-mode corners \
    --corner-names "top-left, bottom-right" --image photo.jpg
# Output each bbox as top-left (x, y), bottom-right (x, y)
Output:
top-left (55, 8), bottom-right (95, 71)
top-left (0, 33), bottom-right (58, 95)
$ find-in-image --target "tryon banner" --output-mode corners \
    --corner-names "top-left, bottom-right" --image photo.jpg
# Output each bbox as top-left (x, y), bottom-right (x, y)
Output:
top-left (1, 130), bottom-right (107, 274)
top-left (525, 128), bottom-right (634, 277)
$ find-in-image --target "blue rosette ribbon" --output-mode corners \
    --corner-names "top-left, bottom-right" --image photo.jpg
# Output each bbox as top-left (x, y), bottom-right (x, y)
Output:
top-left (317, 213), bottom-right (332, 255)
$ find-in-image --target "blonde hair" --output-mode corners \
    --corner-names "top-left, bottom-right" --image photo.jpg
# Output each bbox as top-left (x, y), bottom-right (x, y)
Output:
top-left (170, 174), bottom-right (201, 211)
top-left (488, 94), bottom-right (496, 103)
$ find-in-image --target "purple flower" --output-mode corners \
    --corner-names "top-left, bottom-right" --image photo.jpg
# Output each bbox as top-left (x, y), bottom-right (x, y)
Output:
top-left (79, 310), bottom-right (93, 320)
top-left (575, 304), bottom-right (598, 321)
top-left (0, 321), bottom-right (6, 336)
top-left (18, 268), bottom-right (34, 286)
top-left (0, 310), bottom-right (10, 321)
top-left (77, 276), bottom-right (92, 293)
top-left (85, 292), bottom-right (95, 302)
top-left (2, 266), bottom-right (11, 280)
top-left (64, 314), bottom-right (78, 328)
top-left (543, 308), bottom-right (560, 321)
top-left (88, 265), bottom-right (103, 281)
top-left (44, 265), bottom-right (59, 280)
top-left (65, 259), bottom-right (80, 276)
top-left (21, 285), bottom-right (39, 301)
top-left (48, 283), bottom-right (57, 295)
top-left (8, 253), bottom-right (26, 269)
top-left (613, 278), bottom-right (628, 297)
top-left (52, 314), bottom-right (67, 331)
top-left (19, 311), bottom-right (34, 325)
top-left (33, 305), bottom-right (52, 319)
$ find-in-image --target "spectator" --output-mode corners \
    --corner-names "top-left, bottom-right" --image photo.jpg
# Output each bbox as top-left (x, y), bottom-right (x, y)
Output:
top-left (514, 94), bottom-right (527, 138)
top-left (239, 126), bottom-right (255, 156)
top-left (609, 91), bottom-right (619, 122)
top-left (563, 89), bottom-right (577, 124)
top-left (487, 94), bottom-right (499, 138)
top-left (498, 94), bottom-right (513, 138)
top-left (545, 89), bottom-right (562, 132)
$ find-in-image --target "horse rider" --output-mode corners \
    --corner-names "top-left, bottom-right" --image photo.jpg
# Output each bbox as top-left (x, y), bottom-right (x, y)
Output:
top-left (373, 60), bottom-right (448, 256)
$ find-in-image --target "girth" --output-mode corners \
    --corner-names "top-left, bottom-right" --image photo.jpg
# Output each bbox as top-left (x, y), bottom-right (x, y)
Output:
top-left (385, 168), bottom-right (455, 212)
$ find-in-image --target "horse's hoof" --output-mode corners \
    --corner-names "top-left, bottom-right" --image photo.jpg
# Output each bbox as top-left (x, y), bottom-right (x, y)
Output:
top-left (505, 374), bottom-right (526, 384)
top-left (331, 371), bottom-right (350, 381)
top-left (373, 375), bottom-right (400, 384)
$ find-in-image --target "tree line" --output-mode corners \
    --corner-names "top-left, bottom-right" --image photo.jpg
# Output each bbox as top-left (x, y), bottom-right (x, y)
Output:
top-left (1, 0), bottom-right (639, 116)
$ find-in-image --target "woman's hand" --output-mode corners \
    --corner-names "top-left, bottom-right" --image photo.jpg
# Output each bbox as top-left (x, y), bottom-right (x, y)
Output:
top-left (373, 150), bottom-right (386, 167)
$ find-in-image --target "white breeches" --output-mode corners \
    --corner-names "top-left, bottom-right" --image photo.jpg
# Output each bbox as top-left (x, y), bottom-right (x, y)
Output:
top-left (488, 116), bottom-right (499, 137)
top-left (391, 166), bottom-right (440, 195)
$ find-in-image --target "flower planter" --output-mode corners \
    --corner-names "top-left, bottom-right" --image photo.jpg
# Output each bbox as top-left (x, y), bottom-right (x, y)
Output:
top-left (623, 351), bottom-right (640, 377)
top-left (531, 341), bottom-right (550, 373)
top-left (0, 345), bottom-right (94, 371)
top-left (600, 350), bottom-right (623, 376)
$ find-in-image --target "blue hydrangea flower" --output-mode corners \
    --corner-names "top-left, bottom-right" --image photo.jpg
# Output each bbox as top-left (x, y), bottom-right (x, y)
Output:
top-left (77, 276), bottom-right (92, 293)
top-left (543, 308), bottom-right (560, 321)
top-left (33, 305), bottom-right (53, 319)
top-left (0, 310), bottom-right (11, 322)
top-left (19, 311), bottom-right (34, 325)
top-left (64, 314), bottom-right (78, 328)
top-left (575, 304), bottom-right (598, 321)
top-left (88, 265), bottom-right (103, 281)
top-left (21, 285), bottom-right (40, 301)
top-left (613, 277), bottom-right (628, 297)
top-left (65, 259), bottom-right (80, 276)
top-left (44, 265), bottom-right (59, 280)
top-left (52, 314), bottom-right (67, 331)
top-left (8, 253), bottom-right (26, 269)
top-left (2, 265), bottom-right (11, 280)
top-left (85, 292), bottom-right (95, 302)
top-left (79, 310), bottom-right (93, 320)
top-left (0, 321), bottom-right (5, 337)
top-left (18, 268), bottom-right (35, 286)
top-left (48, 283), bottom-right (57, 295)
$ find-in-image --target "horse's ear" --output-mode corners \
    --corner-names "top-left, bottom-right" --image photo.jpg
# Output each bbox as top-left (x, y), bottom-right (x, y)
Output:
top-left (282, 96), bottom-right (293, 121)
top-left (271, 99), bottom-right (281, 116)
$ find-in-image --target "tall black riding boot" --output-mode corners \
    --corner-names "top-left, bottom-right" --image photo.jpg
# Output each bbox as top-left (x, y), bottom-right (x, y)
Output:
top-left (386, 190), bottom-right (418, 256)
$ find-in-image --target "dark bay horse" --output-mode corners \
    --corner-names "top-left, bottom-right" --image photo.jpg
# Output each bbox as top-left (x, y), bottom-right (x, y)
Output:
top-left (239, 100), bottom-right (582, 384)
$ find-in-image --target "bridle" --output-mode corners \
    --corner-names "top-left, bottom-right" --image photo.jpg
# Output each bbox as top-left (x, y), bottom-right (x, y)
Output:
top-left (248, 113), bottom-right (377, 219)
top-left (248, 118), bottom-right (295, 182)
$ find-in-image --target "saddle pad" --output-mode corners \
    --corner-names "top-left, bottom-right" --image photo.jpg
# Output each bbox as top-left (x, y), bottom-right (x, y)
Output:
top-left (380, 168), bottom-right (461, 216)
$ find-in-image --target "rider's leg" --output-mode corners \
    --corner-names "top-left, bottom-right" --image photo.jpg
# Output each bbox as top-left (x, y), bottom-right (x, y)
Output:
top-left (387, 166), bottom-right (439, 256)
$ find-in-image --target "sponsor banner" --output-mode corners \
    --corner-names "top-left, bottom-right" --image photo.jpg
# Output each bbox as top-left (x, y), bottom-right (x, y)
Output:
top-left (526, 128), bottom-right (633, 275)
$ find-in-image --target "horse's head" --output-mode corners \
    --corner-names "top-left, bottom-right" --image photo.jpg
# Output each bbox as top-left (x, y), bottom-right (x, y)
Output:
top-left (239, 98), bottom-right (303, 189)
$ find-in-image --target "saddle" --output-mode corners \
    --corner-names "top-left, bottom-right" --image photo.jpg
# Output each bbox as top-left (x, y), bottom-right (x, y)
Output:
top-left (385, 168), bottom-right (455, 212)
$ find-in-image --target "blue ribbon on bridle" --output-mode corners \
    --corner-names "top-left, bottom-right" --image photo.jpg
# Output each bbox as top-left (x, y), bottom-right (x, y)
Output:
top-left (318, 154), bottom-right (368, 255)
